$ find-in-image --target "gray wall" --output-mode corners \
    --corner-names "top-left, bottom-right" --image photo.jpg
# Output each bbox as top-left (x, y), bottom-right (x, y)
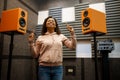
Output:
top-left (37, 0), bottom-right (105, 11)
top-left (38, 0), bottom-right (79, 11)
top-left (81, 0), bottom-right (105, 3)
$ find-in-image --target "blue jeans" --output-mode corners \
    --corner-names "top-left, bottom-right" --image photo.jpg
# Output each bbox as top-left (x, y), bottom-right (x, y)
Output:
top-left (38, 65), bottom-right (63, 80)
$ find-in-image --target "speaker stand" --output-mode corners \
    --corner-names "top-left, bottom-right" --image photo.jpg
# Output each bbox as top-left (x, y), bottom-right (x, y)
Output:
top-left (92, 32), bottom-right (99, 80)
top-left (7, 32), bottom-right (14, 80)
top-left (100, 51), bottom-right (110, 80)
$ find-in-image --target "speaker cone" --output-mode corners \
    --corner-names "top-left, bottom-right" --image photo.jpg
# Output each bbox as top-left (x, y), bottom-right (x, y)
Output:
top-left (19, 17), bottom-right (26, 27)
top-left (83, 17), bottom-right (90, 27)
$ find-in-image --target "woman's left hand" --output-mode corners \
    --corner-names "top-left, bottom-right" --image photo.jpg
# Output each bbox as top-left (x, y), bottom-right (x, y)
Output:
top-left (66, 24), bottom-right (74, 33)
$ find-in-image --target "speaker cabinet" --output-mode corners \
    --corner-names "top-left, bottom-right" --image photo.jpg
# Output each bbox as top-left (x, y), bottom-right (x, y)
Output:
top-left (81, 8), bottom-right (107, 35)
top-left (0, 8), bottom-right (28, 34)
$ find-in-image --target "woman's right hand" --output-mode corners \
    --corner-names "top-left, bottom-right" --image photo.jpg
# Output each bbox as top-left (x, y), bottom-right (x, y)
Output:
top-left (28, 32), bottom-right (35, 43)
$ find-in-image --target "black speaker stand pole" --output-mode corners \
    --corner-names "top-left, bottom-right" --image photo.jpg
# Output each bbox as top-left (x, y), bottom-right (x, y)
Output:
top-left (101, 51), bottom-right (110, 80)
top-left (92, 32), bottom-right (99, 80)
top-left (7, 32), bottom-right (14, 80)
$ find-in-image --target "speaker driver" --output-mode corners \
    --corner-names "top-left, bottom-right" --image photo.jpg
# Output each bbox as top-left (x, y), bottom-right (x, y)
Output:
top-left (19, 17), bottom-right (26, 27)
top-left (21, 11), bottom-right (25, 17)
top-left (83, 10), bottom-right (88, 17)
top-left (83, 17), bottom-right (90, 27)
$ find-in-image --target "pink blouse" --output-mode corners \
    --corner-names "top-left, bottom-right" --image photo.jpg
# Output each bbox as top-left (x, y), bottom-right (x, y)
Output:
top-left (32, 32), bottom-right (76, 66)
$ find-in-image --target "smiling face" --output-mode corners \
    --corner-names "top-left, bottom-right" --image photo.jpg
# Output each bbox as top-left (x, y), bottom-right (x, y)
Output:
top-left (46, 18), bottom-right (56, 29)
top-left (41, 16), bottom-right (61, 35)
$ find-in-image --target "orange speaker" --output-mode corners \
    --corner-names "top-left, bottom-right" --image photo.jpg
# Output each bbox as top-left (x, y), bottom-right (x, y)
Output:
top-left (0, 8), bottom-right (28, 34)
top-left (81, 8), bottom-right (107, 35)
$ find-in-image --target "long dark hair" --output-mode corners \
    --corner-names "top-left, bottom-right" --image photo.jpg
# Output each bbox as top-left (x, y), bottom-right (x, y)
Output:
top-left (41, 16), bottom-right (61, 35)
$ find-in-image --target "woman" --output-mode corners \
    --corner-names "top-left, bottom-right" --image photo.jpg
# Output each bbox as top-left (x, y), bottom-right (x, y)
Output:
top-left (28, 16), bottom-right (77, 80)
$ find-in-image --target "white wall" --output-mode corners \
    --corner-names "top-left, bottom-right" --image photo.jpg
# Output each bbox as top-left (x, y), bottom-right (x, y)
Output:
top-left (38, 10), bottom-right (48, 25)
top-left (76, 40), bottom-right (92, 58)
top-left (89, 3), bottom-right (106, 13)
top-left (62, 7), bottom-right (75, 22)
top-left (109, 39), bottom-right (120, 58)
